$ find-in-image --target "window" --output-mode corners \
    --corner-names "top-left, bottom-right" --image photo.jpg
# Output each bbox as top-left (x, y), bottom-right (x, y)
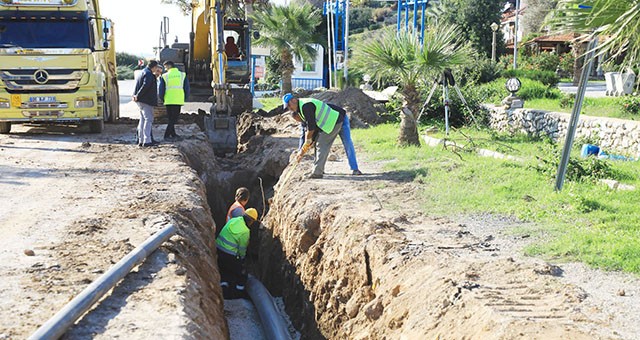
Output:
top-left (302, 59), bottom-right (315, 72)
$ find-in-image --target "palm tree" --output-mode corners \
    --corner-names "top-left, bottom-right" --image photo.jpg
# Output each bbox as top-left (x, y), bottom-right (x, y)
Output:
top-left (547, 0), bottom-right (640, 68)
top-left (353, 26), bottom-right (474, 146)
top-left (251, 3), bottom-right (322, 94)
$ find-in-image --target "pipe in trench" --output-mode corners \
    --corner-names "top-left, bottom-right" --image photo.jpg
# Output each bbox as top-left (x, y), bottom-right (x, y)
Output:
top-left (28, 224), bottom-right (178, 340)
top-left (29, 222), bottom-right (294, 340)
top-left (246, 274), bottom-right (292, 340)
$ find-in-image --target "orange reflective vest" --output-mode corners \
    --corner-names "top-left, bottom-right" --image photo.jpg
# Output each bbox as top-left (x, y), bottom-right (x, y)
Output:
top-left (226, 201), bottom-right (245, 222)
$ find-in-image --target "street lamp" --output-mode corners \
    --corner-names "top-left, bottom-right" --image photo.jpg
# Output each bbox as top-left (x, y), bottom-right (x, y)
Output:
top-left (502, 77), bottom-right (524, 109)
top-left (490, 22), bottom-right (499, 62)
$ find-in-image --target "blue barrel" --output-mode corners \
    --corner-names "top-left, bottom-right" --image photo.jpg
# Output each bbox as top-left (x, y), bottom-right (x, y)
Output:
top-left (581, 144), bottom-right (600, 158)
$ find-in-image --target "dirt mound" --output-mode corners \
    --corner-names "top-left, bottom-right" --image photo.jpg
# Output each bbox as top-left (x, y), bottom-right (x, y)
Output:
top-left (311, 87), bottom-right (385, 127)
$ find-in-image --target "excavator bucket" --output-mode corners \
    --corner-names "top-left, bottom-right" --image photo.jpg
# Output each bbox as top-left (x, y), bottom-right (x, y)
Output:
top-left (204, 112), bottom-right (237, 156)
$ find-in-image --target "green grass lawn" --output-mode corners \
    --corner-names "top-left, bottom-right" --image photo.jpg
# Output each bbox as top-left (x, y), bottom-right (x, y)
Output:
top-left (258, 97), bottom-right (282, 112)
top-left (524, 97), bottom-right (639, 120)
top-left (352, 123), bottom-right (640, 274)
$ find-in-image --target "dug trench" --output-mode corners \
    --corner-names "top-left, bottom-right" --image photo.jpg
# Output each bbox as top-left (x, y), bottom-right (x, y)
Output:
top-left (179, 111), bottom-right (624, 339)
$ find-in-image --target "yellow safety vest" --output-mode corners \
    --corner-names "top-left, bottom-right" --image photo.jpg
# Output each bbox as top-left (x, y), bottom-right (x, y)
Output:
top-left (216, 216), bottom-right (250, 258)
top-left (298, 98), bottom-right (339, 134)
top-left (162, 68), bottom-right (186, 105)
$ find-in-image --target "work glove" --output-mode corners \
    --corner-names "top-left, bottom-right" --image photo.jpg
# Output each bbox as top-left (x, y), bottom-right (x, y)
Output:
top-left (297, 141), bottom-right (313, 162)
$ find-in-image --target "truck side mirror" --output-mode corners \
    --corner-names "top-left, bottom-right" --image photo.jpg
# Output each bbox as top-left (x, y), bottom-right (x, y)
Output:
top-left (103, 27), bottom-right (110, 34)
top-left (103, 41), bottom-right (109, 49)
top-left (253, 31), bottom-right (260, 40)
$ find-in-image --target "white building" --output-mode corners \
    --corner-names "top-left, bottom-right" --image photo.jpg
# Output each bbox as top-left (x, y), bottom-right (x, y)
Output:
top-left (291, 44), bottom-right (325, 90)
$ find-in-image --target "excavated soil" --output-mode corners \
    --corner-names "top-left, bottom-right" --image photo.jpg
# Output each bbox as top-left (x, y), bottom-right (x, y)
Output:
top-left (310, 88), bottom-right (385, 128)
top-left (0, 124), bottom-right (226, 339)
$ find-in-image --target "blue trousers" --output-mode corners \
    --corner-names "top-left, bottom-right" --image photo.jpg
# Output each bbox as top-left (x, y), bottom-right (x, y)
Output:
top-left (299, 115), bottom-right (359, 171)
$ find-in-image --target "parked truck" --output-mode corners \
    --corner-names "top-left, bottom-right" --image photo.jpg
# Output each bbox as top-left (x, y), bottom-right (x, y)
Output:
top-left (0, 0), bottom-right (118, 134)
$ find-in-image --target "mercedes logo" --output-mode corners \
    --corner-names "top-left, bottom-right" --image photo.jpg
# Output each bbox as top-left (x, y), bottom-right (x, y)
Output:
top-left (33, 70), bottom-right (49, 84)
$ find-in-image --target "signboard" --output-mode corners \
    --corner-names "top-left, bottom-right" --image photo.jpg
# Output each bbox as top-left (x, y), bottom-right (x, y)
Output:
top-left (254, 66), bottom-right (264, 79)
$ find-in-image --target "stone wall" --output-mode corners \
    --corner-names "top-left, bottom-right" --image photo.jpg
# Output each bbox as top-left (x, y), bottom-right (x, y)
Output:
top-left (489, 106), bottom-right (640, 157)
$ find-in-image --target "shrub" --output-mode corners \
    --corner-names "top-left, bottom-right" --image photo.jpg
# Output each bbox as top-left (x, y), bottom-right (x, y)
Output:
top-left (419, 83), bottom-right (488, 126)
top-left (619, 95), bottom-right (640, 115)
top-left (116, 65), bottom-right (135, 80)
top-left (559, 93), bottom-right (575, 109)
top-left (523, 52), bottom-right (561, 73)
top-left (479, 77), bottom-right (563, 104)
top-left (558, 53), bottom-right (575, 76)
top-left (502, 69), bottom-right (559, 87)
top-left (460, 59), bottom-right (502, 85)
top-left (531, 142), bottom-right (620, 183)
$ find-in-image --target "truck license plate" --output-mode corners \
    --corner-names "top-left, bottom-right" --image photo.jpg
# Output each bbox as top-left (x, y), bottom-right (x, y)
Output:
top-left (29, 96), bottom-right (56, 103)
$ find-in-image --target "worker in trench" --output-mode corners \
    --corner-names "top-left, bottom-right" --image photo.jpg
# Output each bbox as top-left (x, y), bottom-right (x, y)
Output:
top-left (216, 208), bottom-right (258, 299)
top-left (226, 187), bottom-right (250, 223)
top-left (283, 93), bottom-right (363, 178)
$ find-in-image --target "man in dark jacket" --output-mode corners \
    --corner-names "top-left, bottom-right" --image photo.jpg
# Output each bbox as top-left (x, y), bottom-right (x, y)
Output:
top-left (133, 60), bottom-right (162, 147)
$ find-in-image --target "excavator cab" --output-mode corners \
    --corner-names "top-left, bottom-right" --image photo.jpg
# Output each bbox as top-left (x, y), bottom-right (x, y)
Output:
top-left (160, 15), bottom-right (255, 155)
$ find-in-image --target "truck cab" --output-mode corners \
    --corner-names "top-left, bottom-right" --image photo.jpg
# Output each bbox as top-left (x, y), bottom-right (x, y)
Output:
top-left (0, 0), bottom-right (118, 134)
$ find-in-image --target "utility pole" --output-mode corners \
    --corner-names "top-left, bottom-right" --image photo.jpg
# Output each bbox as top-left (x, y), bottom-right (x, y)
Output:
top-left (343, 0), bottom-right (349, 86)
top-left (491, 22), bottom-right (499, 62)
top-left (513, 0), bottom-right (519, 69)
top-left (555, 38), bottom-right (598, 191)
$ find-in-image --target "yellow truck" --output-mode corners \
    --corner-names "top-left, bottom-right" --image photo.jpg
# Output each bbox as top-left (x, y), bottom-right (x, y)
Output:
top-left (0, 0), bottom-right (118, 134)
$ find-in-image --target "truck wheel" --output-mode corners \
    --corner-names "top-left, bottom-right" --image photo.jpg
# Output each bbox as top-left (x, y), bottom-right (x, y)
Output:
top-left (0, 122), bottom-right (11, 134)
top-left (88, 120), bottom-right (104, 133)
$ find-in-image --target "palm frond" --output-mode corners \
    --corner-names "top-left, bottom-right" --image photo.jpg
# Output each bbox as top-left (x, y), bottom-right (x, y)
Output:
top-left (547, 0), bottom-right (640, 67)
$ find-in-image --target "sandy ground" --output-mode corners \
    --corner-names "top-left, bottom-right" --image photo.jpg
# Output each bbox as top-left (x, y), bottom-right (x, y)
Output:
top-left (0, 123), bottom-right (227, 339)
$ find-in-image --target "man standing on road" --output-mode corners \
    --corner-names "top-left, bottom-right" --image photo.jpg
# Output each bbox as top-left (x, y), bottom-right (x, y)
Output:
top-left (216, 208), bottom-right (258, 299)
top-left (284, 93), bottom-right (363, 178)
top-left (159, 61), bottom-right (190, 141)
top-left (133, 60), bottom-right (162, 147)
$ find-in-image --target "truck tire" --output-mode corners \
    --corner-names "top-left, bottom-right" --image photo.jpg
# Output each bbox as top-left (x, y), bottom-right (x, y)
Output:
top-left (0, 122), bottom-right (10, 134)
top-left (88, 119), bottom-right (104, 133)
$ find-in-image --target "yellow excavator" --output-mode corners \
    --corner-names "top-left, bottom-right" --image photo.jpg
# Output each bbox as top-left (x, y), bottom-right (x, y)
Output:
top-left (161, 0), bottom-right (257, 154)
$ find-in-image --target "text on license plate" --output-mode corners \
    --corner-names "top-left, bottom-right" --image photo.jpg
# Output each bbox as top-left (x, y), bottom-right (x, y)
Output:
top-left (29, 96), bottom-right (56, 103)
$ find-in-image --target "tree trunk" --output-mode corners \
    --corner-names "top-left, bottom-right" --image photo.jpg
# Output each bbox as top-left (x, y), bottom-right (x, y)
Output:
top-left (397, 84), bottom-right (421, 147)
top-left (280, 49), bottom-right (294, 95)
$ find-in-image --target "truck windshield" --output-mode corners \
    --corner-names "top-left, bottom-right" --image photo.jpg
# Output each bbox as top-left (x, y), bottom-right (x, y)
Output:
top-left (0, 18), bottom-right (90, 49)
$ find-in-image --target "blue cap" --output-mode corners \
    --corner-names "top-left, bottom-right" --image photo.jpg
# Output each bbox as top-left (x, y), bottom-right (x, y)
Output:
top-left (282, 93), bottom-right (293, 110)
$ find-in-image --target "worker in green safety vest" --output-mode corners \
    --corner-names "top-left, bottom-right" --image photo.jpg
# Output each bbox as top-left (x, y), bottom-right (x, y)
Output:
top-left (159, 60), bottom-right (190, 141)
top-left (284, 93), bottom-right (359, 179)
top-left (216, 207), bottom-right (258, 298)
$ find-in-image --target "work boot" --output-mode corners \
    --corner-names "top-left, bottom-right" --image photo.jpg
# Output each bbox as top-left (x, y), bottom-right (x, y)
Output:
top-left (352, 170), bottom-right (363, 175)
top-left (308, 173), bottom-right (323, 179)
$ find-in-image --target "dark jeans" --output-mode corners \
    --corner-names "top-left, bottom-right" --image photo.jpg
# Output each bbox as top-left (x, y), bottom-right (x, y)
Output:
top-left (217, 250), bottom-right (247, 289)
top-left (164, 105), bottom-right (181, 138)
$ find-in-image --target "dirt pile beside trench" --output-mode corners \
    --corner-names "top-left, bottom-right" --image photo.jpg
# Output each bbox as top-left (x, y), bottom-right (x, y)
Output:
top-left (253, 149), bottom-right (620, 339)
top-left (311, 87), bottom-right (385, 127)
top-left (0, 124), bottom-right (227, 339)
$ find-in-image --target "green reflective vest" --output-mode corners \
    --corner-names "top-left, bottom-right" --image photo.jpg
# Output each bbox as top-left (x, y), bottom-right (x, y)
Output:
top-left (298, 98), bottom-right (339, 134)
top-left (162, 68), bottom-right (186, 105)
top-left (216, 216), bottom-right (250, 258)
